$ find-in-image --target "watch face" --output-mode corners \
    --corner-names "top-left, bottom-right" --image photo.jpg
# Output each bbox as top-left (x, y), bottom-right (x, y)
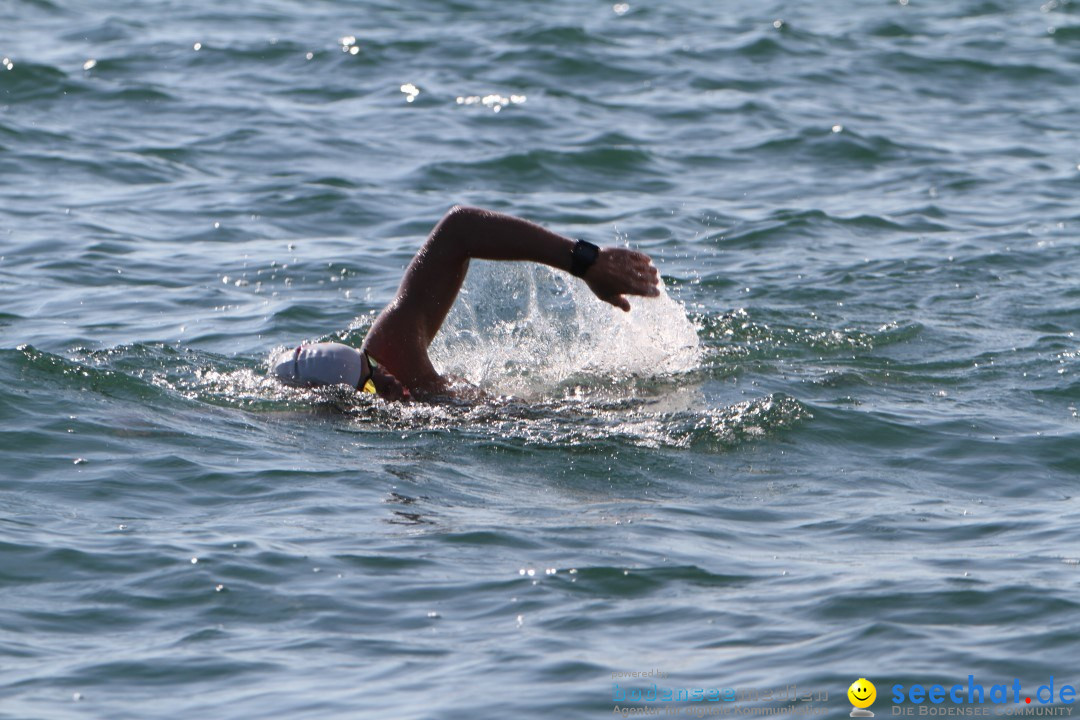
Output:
top-left (573, 240), bottom-right (600, 277)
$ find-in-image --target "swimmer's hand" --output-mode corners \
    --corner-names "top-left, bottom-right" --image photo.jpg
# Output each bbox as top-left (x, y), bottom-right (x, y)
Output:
top-left (372, 363), bottom-right (411, 402)
top-left (584, 248), bottom-right (661, 312)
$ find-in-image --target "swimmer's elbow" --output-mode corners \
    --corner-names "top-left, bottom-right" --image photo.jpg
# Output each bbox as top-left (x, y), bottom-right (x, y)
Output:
top-left (432, 204), bottom-right (487, 255)
top-left (441, 204), bottom-right (487, 232)
top-left (444, 204), bottom-right (484, 220)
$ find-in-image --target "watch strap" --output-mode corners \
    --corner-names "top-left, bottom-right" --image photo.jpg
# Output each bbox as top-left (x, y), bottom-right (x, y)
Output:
top-left (570, 239), bottom-right (600, 278)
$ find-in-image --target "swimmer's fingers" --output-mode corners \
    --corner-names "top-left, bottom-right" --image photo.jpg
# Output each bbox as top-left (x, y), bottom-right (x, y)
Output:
top-left (633, 257), bottom-right (660, 294)
top-left (373, 365), bottom-right (411, 401)
top-left (605, 293), bottom-right (632, 312)
top-left (584, 248), bottom-right (661, 311)
top-left (621, 250), bottom-right (660, 296)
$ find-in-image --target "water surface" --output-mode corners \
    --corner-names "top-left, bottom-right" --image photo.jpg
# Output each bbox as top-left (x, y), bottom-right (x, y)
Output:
top-left (2, 1), bottom-right (1079, 718)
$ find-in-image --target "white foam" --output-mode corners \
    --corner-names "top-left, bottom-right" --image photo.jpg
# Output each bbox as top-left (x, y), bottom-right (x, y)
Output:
top-left (428, 262), bottom-right (701, 396)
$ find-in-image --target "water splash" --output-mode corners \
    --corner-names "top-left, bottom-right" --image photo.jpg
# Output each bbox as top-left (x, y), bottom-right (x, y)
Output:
top-left (428, 262), bottom-right (702, 397)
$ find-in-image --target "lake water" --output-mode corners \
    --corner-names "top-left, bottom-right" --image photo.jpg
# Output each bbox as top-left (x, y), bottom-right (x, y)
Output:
top-left (2, 1), bottom-right (1079, 718)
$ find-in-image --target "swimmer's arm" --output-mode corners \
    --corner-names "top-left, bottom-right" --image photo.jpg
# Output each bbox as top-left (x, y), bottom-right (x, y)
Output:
top-left (449, 206), bottom-right (659, 308)
top-left (404, 205), bottom-right (659, 336)
top-left (363, 206), bottom-right (660, 390)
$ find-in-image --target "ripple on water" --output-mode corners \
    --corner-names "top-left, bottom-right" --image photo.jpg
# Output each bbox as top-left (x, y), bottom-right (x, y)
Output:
top-left (0, 60), bottom-right (86, 102)
top-left (3, 1), bottom-right (1080, 716)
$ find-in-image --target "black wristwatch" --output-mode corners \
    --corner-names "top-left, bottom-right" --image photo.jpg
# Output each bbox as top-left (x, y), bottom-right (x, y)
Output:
top-left (570, 239), bottom-right (600, 278)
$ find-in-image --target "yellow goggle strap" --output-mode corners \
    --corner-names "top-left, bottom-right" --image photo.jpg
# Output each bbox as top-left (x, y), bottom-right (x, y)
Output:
top-left (360, 351), bottom-right (378, 395)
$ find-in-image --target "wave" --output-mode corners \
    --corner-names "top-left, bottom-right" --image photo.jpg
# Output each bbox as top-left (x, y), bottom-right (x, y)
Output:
top-left (0, 60), bottom-right (86, 103)
top-left (876, 50), bottom-right (1069, 85)
top-left (739, 126), bottom-right (941, 168)
top-left (708, 207), bottom-right (952, 250)
top-left (411, 144), bottom-right (667, 194)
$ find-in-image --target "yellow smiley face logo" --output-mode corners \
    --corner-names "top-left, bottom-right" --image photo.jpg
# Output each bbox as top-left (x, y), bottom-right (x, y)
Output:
top-left (848, 678), bottom-right (876, 708)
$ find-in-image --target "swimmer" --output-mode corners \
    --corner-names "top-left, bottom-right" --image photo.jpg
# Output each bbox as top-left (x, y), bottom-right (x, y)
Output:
top-left (270, 205), bottom-right (661, 400)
